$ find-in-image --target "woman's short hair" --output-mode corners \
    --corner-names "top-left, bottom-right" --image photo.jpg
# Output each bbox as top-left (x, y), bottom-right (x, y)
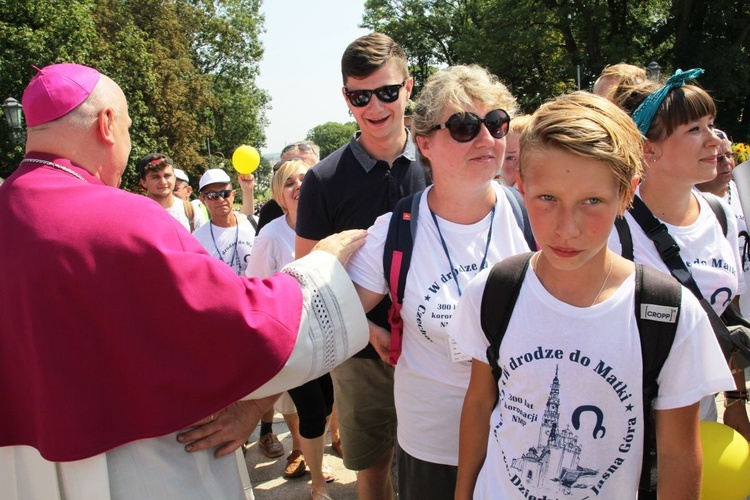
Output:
top-left (411, 65), bottom-right (519, 169)
top-left (521, 92), bottom-right (642, 211)
top-left (612, 80), bottom-right (716, 142)
top-left (271, 159), bottom-right (308, 213)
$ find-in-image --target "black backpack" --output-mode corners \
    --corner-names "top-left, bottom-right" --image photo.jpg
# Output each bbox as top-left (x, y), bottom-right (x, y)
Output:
top-left (480, 252), bottom-right (681, 498)
top-left (382, 186), bottom-right (536, 364)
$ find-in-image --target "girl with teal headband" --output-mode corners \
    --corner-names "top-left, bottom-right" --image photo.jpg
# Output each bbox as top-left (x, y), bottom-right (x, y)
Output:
top-left (609, 71), bottom-right (750, 441)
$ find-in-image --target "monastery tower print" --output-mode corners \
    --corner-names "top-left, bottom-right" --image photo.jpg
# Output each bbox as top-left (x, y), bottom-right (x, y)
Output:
top-left (510, 365), bottom-right (598, 493)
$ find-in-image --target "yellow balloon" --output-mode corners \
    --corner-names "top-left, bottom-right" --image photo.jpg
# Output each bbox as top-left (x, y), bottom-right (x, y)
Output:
top-left (700, 421), bottom-right (750, 499)
top-left (232, 145), bottom-right (260, 174)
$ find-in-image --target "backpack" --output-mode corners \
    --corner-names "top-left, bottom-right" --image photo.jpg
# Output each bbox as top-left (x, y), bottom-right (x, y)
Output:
top-left (383, 186), bottom-right (536, 365)
top-left (480, 252), bottom-right (681, 498)
top-left (182, 199), bottom-right (195, 232)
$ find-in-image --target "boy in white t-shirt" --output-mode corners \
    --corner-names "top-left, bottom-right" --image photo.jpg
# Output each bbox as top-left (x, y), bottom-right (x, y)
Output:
top-left (451, 92), bottom-right (733, 499)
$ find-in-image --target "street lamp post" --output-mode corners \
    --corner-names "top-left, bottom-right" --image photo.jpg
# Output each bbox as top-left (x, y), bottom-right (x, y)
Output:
top-left (2, 97), bottom-right (24, 142)
top-left (647, 62), bottom-right (662, 81)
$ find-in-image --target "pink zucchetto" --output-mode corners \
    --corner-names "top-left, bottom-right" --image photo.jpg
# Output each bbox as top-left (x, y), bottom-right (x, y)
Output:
top-left (22, 63), bottom-right (101, 127)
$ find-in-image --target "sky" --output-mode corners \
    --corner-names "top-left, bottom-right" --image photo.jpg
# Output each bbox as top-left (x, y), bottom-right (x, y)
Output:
top-left (257, 0), bottom-right (369, 156)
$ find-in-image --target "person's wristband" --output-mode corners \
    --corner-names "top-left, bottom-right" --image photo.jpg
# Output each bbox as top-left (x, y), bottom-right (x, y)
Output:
top-left (723, 389), bottom-right (748, 400)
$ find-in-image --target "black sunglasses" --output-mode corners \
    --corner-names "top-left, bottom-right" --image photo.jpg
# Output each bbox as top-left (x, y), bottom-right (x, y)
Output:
top-left (344, 81), bottom-right (406, 107)
top-left (717, 153), bottom-right (734, 163)
top-left (432, 109), bottom-right (511, 142)
top-left (202, 189), bottom-right (233, 201)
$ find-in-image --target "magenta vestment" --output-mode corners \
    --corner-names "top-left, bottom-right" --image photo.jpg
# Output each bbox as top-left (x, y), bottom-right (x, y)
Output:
top-left (0, 153), bottom-right (301, 462)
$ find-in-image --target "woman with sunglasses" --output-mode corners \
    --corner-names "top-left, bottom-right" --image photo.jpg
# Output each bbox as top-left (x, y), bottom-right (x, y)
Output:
top-left (346, 64), bottom-right (531, 499)
top-left (610, 71), bottom-right (750, 439)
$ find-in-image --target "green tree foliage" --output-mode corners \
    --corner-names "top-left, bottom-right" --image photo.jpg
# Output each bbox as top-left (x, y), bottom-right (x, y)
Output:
top-left (0, 0), bottom-right (99, 179)
top-left (306, 121), bottom-right (359, 159)
top-left (0, 0), bottom-right (270, 190)
top-left (667, 0), bottom-right (750, 139)
top-left (362, 0), bottom-right (749, 139)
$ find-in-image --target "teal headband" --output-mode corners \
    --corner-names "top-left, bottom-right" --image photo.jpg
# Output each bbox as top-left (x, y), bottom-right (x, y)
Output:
top-left (631, 68), bottom-right (704, 136)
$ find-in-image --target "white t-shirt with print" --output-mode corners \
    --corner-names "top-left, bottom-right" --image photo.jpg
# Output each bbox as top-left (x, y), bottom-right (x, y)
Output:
top-left (723, 181), bottom-right (750, 314)
top-left (346, 183), bottom-right (530, 466)
top-left (244, 215), bottom-right (295, 278)
top-left (450, 265), bottom-right (733, 499)
top-left (608, 190), bottom-right (746, 316)
top-left (608, 190), bottom-right (743, 420)
top-left (193, 212), bottom-right (255, 276)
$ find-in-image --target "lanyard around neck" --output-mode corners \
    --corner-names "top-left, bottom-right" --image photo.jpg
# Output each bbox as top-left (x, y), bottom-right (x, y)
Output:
top-left (209, 213), bottom-right (240, 273)
top-left (429, 204), bottom-right (495, 296)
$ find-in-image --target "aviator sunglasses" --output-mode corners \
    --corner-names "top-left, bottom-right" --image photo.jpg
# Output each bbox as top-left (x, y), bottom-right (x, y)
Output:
top-left (202, 189), bottom-right (234, 201)
top-left (344, 81), bottom-right (406, 107)
top-left (432, 109), bottom-right (511, 142)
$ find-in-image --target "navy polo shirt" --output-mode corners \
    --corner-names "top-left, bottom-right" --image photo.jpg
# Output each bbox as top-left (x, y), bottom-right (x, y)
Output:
top-left (296, 130), bottom-right (428, 358)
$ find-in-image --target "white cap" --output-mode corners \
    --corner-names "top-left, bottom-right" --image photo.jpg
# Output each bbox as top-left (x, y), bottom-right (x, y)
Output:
top-left (199, 169), bottom-right (232, 191)
top-left (174, 168), bottom-right (189, 183)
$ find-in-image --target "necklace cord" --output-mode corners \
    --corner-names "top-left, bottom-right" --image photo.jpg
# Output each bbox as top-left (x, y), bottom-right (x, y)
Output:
top-left (209, 213), bottom-right (240, 272)
top-left (21, 158), bottom-right (86, 182)
top-left (533, 252), bottom-right (614, 307)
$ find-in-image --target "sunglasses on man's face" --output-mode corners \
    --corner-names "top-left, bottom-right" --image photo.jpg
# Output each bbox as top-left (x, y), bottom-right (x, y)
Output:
top-left (344, 81), bottom-right (406, 107)
top-left (202, 189), bottom-right (233, 201)
top-left (717, 153), bottom-right (734, 163)
top-left (432, 109), bottom-right (511, 143)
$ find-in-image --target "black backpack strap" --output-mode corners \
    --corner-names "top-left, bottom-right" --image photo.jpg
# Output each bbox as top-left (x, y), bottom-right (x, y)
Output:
top-left (701, 193), bottom-right (728, 237)
top-left (615, 216), bottom-right (634, 261)
top-left (383, 190), bottom-right (422, 365)
top-left (247, 213), bottom-right (259, 233)
top-left (628, 195), bottom-right (704, 299)
top-left (480, 252), bottom-right (534, 401)
top-left (183, 199), bottom-right (195, 232)
top-left (635, 264), bottom-right (681, 497)
top-left (501, 185), bottom-right (536, 250)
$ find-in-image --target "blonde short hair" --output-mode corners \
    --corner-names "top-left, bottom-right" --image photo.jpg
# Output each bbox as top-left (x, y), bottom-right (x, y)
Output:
top-left (271, 160), bottom-right (308, 213)
top-left (593, 63), bottom-right (646, 99)
top-left (521, 92), bottom-right (642, 212)
top-left (508, 114), bottom-right (533, 136)
top-left (411, 65), bottom-right (519, 169)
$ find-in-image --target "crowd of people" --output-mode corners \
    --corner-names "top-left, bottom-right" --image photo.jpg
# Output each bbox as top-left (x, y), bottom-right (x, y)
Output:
top-left (1, 30), bottom-right (748, 500)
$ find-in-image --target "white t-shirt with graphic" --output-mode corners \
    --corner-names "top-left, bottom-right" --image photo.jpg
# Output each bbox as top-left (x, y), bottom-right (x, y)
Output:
top-left (450, 266), bottom-right (732, 499)
top-left (193, 212), bottom-right (255, 276)
top-left (244, 215), bottom-right (295, 278)
top-left (723, 181), bottom-right (750, 314)
top-left (609, 190), bottom-right (743, 420)
top-left (346, 183), bottom-right (530, 466)
top-left (608, 190), bottom-right (746, 316)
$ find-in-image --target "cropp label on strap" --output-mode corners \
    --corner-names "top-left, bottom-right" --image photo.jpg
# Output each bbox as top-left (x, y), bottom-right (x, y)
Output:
top-left (640, 304), bottom-right (679, 323)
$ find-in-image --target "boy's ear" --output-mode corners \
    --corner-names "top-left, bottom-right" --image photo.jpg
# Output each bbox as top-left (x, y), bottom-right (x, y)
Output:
top-left (516, 176), bottom-right (525, 196)
top-left (618, 175), bottom-right (641, 215)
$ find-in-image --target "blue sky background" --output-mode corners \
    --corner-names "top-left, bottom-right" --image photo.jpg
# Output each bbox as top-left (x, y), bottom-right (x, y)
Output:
top-left (257, 0), bottom-right (369, 155)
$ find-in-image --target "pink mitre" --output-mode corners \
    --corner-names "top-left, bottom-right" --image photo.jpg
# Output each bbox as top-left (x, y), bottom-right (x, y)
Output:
top-left (22, 63), bottom-right (101, 127)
